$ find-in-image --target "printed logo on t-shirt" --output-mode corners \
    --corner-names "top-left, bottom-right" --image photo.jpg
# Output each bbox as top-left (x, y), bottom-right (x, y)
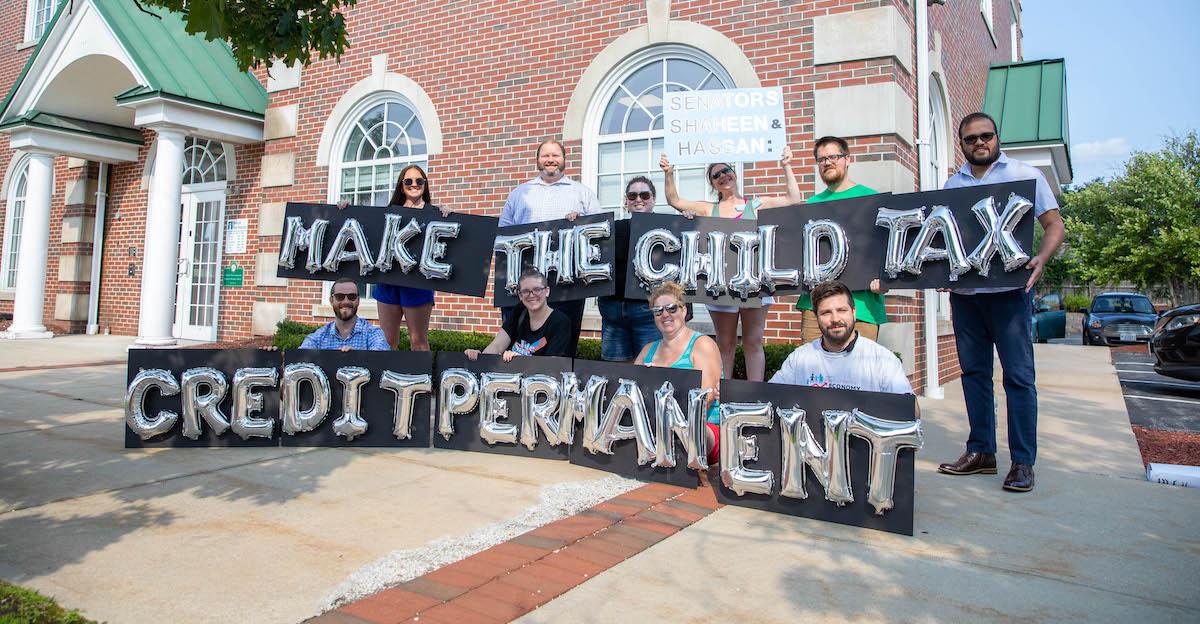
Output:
top-left (806, 372), bottom-right (829, 388)
top-left (513, 337), bottom-right (547, 356)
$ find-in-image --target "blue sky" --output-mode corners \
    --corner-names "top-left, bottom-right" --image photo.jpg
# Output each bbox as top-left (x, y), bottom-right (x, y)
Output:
top-left (1021, 0), bottom-right (1200, 186)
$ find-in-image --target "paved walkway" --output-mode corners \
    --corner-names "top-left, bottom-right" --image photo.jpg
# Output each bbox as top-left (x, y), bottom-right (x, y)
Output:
top-left (1, 337), bottom-right (1197, 623)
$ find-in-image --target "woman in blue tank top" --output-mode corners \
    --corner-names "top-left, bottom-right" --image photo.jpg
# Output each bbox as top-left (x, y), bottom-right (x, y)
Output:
top-left (635, 281), bottom-right (724, 465)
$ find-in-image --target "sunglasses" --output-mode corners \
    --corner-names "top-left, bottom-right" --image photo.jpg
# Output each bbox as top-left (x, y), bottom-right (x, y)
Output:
top-left (816, 154), bottom-right (846, 165)
top-left (402, 178), bottom-right (427, 187)
top-left (625, 191), bottom-right (653, 201)
top-left (651, 303), bottom-right (682, 316)
top-left (332, 292), bottom-right (359, 302)
top-left (960, 132), bottom-right (996, 145)
top-left (710, 166), bottom-right (734, 180)
top-left (518, 286), bottom-right (547, 298)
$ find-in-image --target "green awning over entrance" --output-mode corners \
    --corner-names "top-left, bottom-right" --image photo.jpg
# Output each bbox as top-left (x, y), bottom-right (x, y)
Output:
top-left (0, 110), bottom-right (144, 144)
top-left (982, 59), bottom-right (1073, 182)
top-left (1, 0), bottom-right (266, 121)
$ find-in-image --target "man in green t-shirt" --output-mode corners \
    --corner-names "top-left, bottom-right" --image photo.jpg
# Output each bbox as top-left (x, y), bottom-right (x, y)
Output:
top-left (796, 136), bottom-right (889, 343)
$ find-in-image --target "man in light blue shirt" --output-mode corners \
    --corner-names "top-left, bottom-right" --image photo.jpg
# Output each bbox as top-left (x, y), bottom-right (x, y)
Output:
top-left (936, 112), bottom-right (1065, 494)
top-left (300, 278), bottom-right (390, 351)
top-left (497, 140), bottom-right (601, 355)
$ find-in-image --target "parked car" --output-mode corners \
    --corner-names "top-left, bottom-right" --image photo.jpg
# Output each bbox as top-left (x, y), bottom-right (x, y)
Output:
top-left (1150, 303), bottom-right (1200, 381)
top-left (1031, 293), bottom-right (1065, 343)
top-left (1082, 292), bottom-right (1157, 346)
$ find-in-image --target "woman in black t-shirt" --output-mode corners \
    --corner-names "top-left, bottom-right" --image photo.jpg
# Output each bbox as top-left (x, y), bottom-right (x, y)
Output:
top-left (465, 268), bottom-right (572, 361)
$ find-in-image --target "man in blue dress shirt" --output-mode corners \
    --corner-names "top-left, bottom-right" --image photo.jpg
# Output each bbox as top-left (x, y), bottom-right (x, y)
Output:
top-left (936, 112), bottom-right (1065, 493)
top-left (300, 278), bottom-right (391, 351)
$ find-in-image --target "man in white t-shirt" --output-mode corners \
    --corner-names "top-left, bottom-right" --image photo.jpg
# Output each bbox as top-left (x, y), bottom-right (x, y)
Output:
top-left (770, 280), bottom-right (913, 396)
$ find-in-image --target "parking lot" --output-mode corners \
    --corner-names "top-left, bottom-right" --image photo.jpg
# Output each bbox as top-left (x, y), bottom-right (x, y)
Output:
top-left (1110, 349), bottom-right (1200, 434)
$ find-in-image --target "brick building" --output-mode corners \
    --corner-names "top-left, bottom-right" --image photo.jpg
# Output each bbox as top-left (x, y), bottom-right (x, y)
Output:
top-left (0, 0), bottom-right (1069, 395)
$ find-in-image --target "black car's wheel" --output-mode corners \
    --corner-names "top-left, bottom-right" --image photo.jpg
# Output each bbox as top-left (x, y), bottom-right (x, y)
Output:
top-left (1082, 327), bottom-right (1091, 345)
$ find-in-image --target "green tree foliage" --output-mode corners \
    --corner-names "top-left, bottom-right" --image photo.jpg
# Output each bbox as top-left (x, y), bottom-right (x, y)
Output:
top-left (141, 0), bottom-right (357, 72)
top-left (1061, 131), bottom-right (1200, 306)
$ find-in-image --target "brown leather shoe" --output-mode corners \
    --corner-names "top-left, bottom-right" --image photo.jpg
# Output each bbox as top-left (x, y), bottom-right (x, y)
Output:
top-left (1003, 463), bottom-right (1035, 492)
top-left (937, 450), bottom-right (997, 475)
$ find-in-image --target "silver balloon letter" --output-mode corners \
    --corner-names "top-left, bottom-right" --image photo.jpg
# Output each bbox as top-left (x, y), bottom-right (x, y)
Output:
top-left (479, 372), bottom-right (522, 445)
top-left (420, 221), bottom-right (461, 280)
top-left (632, 228), bottom-right (681, 290)
top-left (719, 402), bottom-right (775, 496)
top-left (280, 363), bottom-right (332, 435)
top-left (802, 219), bottom-right (849, 288)
top-left (180, 367), bottom-right (229, 440)
top-left (681, 230), bottom-right (728, 296)
top-left (332, 367), bottom-right (371, 441)
top-left (652, 382), bottom-right (712, 470)
top-left (967, 193), bottom-right (1032, 276)
top-left (520, 374), bottom-right (562, 450)
top-left (727, 230), bottom-right (762, 299)
top-left (231, 367), bottom-right (278, 440)
top-left (901, 205), bottom-right (970, 281)
top-left (322, 218), bottom-right (376, 276)
top-left (437, 368), bottom-right (480, 440)
top-left (875, 208), bottom-right (925, 279)
top-left (380, 372), bottom-right (432, 440)
top-left (778, 408), bottom-right (854, 505)
top-left (125, 368), bottom-right (180, 440)
top-left (278, 216), bottom-right (329, 274)
top-left (573, 220), bottom-right (613, 284)
top-left (493, 232), bottom-right (537, 296)
top-left (375, 214), bottom-right (422, 274)
top-left (759, 224), bottom-right (800, 292)
top-left (848, 408), bottom-right (923, 514)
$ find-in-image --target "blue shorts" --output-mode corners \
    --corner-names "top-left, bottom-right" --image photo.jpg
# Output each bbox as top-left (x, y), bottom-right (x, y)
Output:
top-left (372, 285), bottom-right (435, 308)
top-left (597, 296), bottom-right (661, 361)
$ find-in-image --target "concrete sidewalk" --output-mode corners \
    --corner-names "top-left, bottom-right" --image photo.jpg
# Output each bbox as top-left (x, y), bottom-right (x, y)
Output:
top-left (519, 344), bottom-right (1200, 623)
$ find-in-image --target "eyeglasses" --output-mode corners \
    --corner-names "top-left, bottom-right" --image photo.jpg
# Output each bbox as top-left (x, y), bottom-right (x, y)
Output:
top-left (625, 191), bottom-right (653, 201)
top-left (651, 303), bottom-right (682, 316)
top-left (816, 154), bottom-right (846, 165)
top-left (518, 286), bottom-right (547, 298)
top-left (332, 292), bottom-right (359, 302)
top-left (710, 166), bottom-right (734, 180)
top-left (960, 132), bottom-right (996, 145)
top-left (402, 178), bottom-right (427, 187)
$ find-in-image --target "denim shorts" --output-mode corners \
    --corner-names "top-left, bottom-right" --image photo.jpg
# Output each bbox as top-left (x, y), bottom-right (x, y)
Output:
top-left (372, 285), bottom-right (435, 308)
top-left (597, 296), bottom-right (661, 361)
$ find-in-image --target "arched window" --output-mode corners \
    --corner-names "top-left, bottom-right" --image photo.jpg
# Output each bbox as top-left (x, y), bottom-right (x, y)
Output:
top-left (587, 47), bottom-right (735, 216)
top-left (926, 77), bottom-right (951, 190)
top-left (181, 137), bottom-right (228, 185)
top-left (1, 159), bottom-right (28, 291)
top-left (333, 95), bottom-right (428, 206)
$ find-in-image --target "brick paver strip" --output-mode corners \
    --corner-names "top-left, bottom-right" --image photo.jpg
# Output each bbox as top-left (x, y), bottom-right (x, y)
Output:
top-left (322, 482), bottom-right (725, 623)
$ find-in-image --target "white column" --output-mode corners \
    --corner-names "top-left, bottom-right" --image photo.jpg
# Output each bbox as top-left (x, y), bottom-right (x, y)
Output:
top-left (136, 127), bottom-right (186, 346)
top-left (2, 151), bottom-right (55, 339)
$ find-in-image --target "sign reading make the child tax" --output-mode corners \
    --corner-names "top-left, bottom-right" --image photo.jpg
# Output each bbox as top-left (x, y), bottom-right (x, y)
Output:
top-left (663, 87), bottom-right (787, 165)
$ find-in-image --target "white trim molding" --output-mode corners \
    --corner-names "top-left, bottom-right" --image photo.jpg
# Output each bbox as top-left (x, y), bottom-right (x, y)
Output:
top-left (813, 6), bottom-right (913, 73)
top-left (6, 125), bottom-right (140, 163)
top-left (315, 71), bottom-right (444, 168)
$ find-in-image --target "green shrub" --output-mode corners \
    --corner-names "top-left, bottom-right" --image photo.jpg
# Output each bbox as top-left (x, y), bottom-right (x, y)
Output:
top-left (0, 580), bottom-right (96, 624)
top-left (273, 318), bottom-right (320, 350)
top-left (1063, 294), bottom-right (1091, 312)
top-left (733, 342), bottom-right (802, 380)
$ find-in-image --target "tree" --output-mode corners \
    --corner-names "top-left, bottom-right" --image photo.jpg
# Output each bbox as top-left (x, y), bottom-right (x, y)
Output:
top-left (1061, 131), bottom-right (1200, 306)
top-left (140, 0), bottom-right (357, 72)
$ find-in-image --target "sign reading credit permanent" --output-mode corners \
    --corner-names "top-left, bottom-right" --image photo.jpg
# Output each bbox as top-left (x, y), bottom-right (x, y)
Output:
top-left (663, 87), bottom-right (787, 165)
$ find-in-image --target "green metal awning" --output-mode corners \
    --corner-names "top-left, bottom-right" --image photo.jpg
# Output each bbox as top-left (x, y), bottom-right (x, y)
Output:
top-left (982, 59), bottom-right (1073, 184)
top-left (0, 110), bottom-right (144, 144)
top-left (0, 0), bottom-right (266, 122)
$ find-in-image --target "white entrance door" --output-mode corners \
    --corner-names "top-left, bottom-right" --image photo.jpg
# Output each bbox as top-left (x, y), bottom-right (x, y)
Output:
top-left (173, 188), bottom-right (226, 341)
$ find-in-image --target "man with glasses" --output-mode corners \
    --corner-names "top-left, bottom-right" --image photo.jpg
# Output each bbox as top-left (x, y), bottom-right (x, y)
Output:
top-left (936, 112), bottom-right (1065, 493)
top-left (299, 277), bottom-right (390, 351)
top-left (466, 268), bottom-right (572, 361)
top-left (498, 139), bottom-right (601, 355)
top-left (796, 136), bottom-right (889, 344)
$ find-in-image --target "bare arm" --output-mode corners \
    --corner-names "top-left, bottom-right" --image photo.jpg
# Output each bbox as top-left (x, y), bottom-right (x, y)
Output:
top-left (756, 146), bottom-right (805, 210)
top-left (659, 154), bottom-right (711, 218)
top-left (466, 329), bottom-right (513, 360)
top-left (1026, 210), bottom-right (1065, 292)
top-left (692, 335), bottom-right (724, 406)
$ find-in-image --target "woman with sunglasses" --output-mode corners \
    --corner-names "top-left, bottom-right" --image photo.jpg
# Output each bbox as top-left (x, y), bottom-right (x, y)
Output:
top-left (657, 148), bottom-right (802, 381)
top-left (635, 281), bottom-right (723, 465)
top-left (465, 268), bottom-right (571, 362)
top-left (338, 164), bottom-right (452, 351)
top-left (597, 176), bottom-right (663, 362)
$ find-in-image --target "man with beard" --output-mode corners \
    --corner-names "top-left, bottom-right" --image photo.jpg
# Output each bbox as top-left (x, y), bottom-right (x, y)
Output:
top-left (770, 280), bottom-right (912, 396)
top-left (796, 136), bottom-right (888, 343)
top-left (498, 140), bottom-right (600, 355)
top-left (299, 277), bottom-right (390, 351)
top-left (936, 112), bottom-right (1064, 493)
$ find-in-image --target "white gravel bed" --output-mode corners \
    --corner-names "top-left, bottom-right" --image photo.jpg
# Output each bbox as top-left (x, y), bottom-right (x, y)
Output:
top-left (319, 474), bottom-right (641, 610)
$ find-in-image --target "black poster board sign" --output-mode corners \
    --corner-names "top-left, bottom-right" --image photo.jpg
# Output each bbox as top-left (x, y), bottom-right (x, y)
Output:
top-left (758, 193), bottom-right (892, 292)
top-left (279, 350), bottom-right (433, 448)
top-left (125, 348), bottom-right (280, 448)
top-left (432, 352), bottom-right (573, 461)
top-left (623, 212), bottom-right (761, 307)
top-left (568, 360), bottom-right (701, 487)
top-left (275, 203), bottom-right (498, 297)
top-left (878, 180), bottom-right (1036, 290)
top-left (493, 213), bottom-right (617, 307)
top-left (712, 379), bottom-right (917, 535)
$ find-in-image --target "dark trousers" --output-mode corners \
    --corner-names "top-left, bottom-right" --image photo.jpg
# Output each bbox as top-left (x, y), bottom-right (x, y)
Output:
top-left (950, 289), bottom-right (1038, 465)
top-left (501, 299), bottom-right (585, 357)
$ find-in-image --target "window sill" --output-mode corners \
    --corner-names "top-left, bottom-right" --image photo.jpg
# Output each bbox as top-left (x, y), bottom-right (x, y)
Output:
top-left (16, 40), bottom-right (37, 51)
top-left (0, 290), bottom-right (14, 301)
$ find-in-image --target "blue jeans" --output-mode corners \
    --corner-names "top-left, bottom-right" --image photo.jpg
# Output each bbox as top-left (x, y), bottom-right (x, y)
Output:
top-left (597, 296), bottom-right (661, 361)
top-left (950, 289), bottom-right (1038, 465)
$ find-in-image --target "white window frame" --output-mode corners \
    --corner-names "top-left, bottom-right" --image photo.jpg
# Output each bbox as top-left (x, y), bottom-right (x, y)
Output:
top-left (318, 91), bottom-right (430, 318)
top-left (1, 155), bottom-right (31, 293)
top-left (24, 0), bottom-right (57, 44)
top-left (583, 45), bottom-right (740, 218)
top-left (980, 0), bottom-right (997, 47)
top-left (927, 77), bottom-right (954, 325)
